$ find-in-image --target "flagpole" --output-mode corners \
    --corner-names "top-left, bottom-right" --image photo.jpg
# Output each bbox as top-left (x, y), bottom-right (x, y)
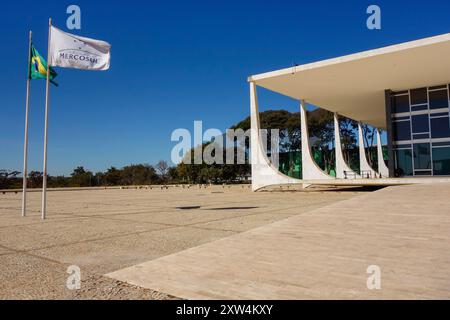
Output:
top-left (21, 31), bottom-right (33, 218)
top-left (41, 18), bottom-right (52, 220)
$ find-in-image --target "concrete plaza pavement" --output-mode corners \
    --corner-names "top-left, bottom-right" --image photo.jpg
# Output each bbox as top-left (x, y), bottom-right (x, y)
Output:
top-left (0, 184), bottom-right (362, 299)
top-left (107, 183), bottom-right (450, 300)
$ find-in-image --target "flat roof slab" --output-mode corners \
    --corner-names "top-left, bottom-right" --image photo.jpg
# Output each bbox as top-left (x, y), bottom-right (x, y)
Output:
top-left (250, 33), bottom-right (450, 128)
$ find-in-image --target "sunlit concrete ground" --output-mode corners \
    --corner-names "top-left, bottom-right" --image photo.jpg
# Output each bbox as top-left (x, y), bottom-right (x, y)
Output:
top-left (0, 184), bottom-right (365, 299)
top-left (108, 183), bottom-right (450, 300)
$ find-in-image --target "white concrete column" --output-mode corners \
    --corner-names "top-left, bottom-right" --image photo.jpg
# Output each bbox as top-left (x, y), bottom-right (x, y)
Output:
top-left (334, 113), bottom-right (359, 179)
top-left (358, 122), bottom-right (377, 178)
top-left (300, 101), bottom-right (333, 180)
top-left (249, 82), bottom-right (301, 191)
top-left (376, 129), bottom-right (389, 178)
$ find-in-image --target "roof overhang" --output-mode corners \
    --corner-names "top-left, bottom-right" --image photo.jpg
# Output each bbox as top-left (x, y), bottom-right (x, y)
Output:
top-left (249, 33), bottom-right (450, 128)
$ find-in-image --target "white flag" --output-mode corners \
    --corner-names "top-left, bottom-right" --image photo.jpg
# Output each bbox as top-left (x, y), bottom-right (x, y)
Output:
top-left (49, 26), bottom-right (111, 71)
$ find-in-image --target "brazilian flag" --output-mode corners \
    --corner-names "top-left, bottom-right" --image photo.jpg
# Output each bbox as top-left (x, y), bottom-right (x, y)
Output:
top-left (29, 45), bottom-right (58, 86)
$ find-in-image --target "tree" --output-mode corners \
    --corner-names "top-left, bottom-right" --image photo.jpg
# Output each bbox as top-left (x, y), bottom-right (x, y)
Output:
top-left (28, 171), bottom-right (43, 188)
top-left (309, 109), bottom-right (335, 172)
top-left (104, 167), bottom-right (121, 186)
top-left (93, 172), bottom-right (105, 186)
top-left (167, 167), bottom-right (179, 183)
top-left (360, 124), bottom-right (377, 168)
top-left (0, 170), bottom-right (21, 189)
top-left (70, 166), bottom-right (94, 187)
top-left (339, 117), bottom-right (358, 166)
top-left (155, 160), bottom-right (169, 181)
top-left (120, 164), bottom-right (158, 185)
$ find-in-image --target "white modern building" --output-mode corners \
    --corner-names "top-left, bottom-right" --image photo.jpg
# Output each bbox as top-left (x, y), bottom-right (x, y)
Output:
top-left (248, 33), bottom-right (450, 191)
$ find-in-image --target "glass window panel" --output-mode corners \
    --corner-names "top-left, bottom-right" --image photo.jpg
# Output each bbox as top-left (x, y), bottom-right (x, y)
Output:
top-left (411, 105), bottom-right (428, 112)
top-left (429, 89), bottom-right (449, 109)
top-left (432, 147), bottom-right (450, 175)
top-left (430, 112), bottom-right (449, 118)
top-left (410, 88), bottom-right (427, 105)
top-left (430, 117), bottom-right (450, 139)
top-left (395, 149), bottom-right (413, 176)
top-left (393, 121), bottom-right (411, 141)
top-left (411, 114), bottom-right (429, 133)
top-left (413, 143), bottom-right (431, 170)
top-left (413, 133), bottom-right (429, 140)
top-left (391, 95), bottom-right (410, 113)
top-left (433, 142), bottom-right (450, 147)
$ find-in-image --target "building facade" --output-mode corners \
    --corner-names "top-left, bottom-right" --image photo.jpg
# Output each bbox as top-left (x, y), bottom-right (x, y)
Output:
top-left (248, 33), bottom-right (450, 191)
top-left (387, 85), bottom-right (450, 177)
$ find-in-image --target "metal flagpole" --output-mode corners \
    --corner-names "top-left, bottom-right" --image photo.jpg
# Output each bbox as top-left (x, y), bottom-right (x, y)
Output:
top-left (41, 18), bottom-right (52, 220)
top-left (22, 30), bottom-right (32, 218)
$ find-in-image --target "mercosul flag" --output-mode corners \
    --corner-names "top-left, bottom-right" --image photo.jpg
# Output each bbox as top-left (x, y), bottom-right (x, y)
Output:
top-left (49, 26), bottom-right (111, 71)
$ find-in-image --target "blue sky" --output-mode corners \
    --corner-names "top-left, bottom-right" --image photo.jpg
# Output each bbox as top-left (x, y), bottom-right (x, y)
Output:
top-left (2, 0), bottom-right (450, 175)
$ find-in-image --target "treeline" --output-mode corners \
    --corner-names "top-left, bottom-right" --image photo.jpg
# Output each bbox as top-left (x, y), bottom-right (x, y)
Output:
top-left (1, 161), bottom-right (175, 189)
top-left (0, 164), bottom-right (160, 189)
top-left (1, 109), bottom-right (379, 190)
top-left (1, 156), bottom-right (251, 189)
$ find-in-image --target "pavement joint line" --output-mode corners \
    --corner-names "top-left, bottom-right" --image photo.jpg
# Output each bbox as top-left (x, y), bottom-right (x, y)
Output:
top-left (0, 243), bottom-right (71, 266)
top-left (0, 191), bottom-right (356, 214)
top-left (0, 192), bottom-right (363, 238)
top-left (62, 202), bottom-right (309, 228)
top-left (8, 225), bottom-right (177, 254)
top-left (0, 203), bottom-right (311, 254)
top-left (1, 214), bottom-right (244, 254)
top-left (187, 225), bottom-right (242, 233)
top-left (0, 242), bottom-right (151, 297)
top-left (0, 215), bottom-right (95, 230)
top-left (0, 199), bottom-right (351, 233)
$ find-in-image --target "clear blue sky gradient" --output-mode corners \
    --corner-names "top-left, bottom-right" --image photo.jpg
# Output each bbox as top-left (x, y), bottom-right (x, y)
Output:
top-left (2, 0), bottom-right (450, 175)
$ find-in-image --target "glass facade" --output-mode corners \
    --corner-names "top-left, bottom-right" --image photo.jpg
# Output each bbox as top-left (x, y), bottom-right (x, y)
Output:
top-left (279, 151), bottom-right (302, 179)
top-left (413, 143), bottom-right (432, 174)
top-left (394, 148), bottom-right (413, 176)
top-left (433, 146), bottom-right (450, 175)
top-left (389, 84), bottom-right (450, 176)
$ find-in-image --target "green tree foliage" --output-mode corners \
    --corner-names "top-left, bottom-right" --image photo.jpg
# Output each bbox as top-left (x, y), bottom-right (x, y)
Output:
top-left (0, 164), bottom-right (163, 189)
top-left (28, 171), bottom-right (43, 188)
top-left (175, 143), bottom-right (251, 184)
top-left (70, 166), bottom-right (94, 187)
top-left (0, 170), bottom-right (21, 189)
top-left (120, 164), bottom-right (159, 185)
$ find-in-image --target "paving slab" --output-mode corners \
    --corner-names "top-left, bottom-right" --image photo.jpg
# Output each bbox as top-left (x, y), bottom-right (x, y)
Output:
top-left (0, 252), bottom-right (177, 300)
top-left (0, 185), bottom-right (364, 299)
top-left (107, 183), bottom-right (450, 300)
top-left (195, 212), bottom-right (296, 232)
top-left (0, 217), bottom-right (167, 251)
top-left (32, 226), bottom-right (236, 274)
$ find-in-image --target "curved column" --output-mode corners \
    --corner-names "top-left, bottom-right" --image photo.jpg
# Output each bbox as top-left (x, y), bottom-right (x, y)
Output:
top-left (249, 82), bottom-right (302, 191)
top-left (376, 129), bottom-right (389, 177)
top-left (358, 122), bottom-right (377, 178)
top-left (300, 101), bottom-right (333, 180)
top-left (334, 113), bottom-right (359, 179)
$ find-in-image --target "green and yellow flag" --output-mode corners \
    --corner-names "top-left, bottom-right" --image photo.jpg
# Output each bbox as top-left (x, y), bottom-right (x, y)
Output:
top-left (29, 45), bottom-right (58, 86)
